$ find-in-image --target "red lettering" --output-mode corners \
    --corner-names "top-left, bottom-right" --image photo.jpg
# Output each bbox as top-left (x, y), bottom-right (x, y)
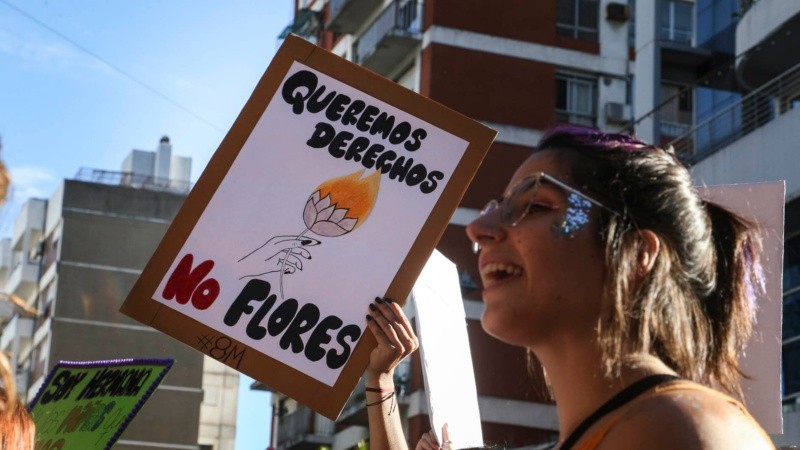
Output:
top-left (162, 254), bottom-right (220, 310)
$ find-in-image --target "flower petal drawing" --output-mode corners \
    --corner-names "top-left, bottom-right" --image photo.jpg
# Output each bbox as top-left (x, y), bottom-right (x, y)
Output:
top-left (303, 169), bottom-right (381, 238)
top-left (310, 219), bottom-right (356, 237)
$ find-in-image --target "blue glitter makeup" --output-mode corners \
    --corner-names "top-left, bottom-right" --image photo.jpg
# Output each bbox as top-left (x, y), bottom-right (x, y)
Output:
top-left (554, 192), bottom-right (593, 238)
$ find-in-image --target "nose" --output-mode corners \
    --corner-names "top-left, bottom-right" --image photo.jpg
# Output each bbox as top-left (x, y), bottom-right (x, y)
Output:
top-left (466, 208), bottom-right (505, 253)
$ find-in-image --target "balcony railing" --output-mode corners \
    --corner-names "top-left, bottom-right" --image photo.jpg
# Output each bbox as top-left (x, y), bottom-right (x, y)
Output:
top-left (668, 61), bottom-right (800, 163)
top-left (276, 406), bottom-right (334, 450)
top-left (74, 168), bottom-right (192, 194)
top-left (328, 0), bottom-right (383, 34)
top-left (354, 0), bottom-right (422, 75)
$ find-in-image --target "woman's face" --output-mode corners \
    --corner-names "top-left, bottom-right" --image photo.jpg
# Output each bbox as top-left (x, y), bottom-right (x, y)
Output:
top-left (466, 151), bottom-right (607, 349)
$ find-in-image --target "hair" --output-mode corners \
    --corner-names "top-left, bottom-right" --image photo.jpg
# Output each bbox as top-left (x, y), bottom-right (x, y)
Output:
top-left (534, 125), bottom-right (764, 399)
top-left (0, 353), bottom-right (35, 449)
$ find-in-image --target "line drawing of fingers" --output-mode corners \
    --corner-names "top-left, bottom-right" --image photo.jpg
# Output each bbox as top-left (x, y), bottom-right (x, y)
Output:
top-left (238, 235), bottom-right (321, 262)
top-left (266, 247), bottom-right (311, 263)
top-left (279, 257), bottom-right (301, 272)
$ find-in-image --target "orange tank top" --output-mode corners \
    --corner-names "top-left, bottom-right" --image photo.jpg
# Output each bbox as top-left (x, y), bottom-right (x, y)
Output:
top-left (571, 381), bottom-right (772, 449)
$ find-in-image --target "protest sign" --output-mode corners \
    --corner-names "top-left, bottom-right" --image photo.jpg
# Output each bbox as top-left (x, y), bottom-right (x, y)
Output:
top-left (28, 358), bottom-right (173, 450)
top-left (413, 250), bottom-right (483, 449)
top-left (700, 181), bottom-right (785, 433)
top-left (120, 34), bottom-right (496, 418)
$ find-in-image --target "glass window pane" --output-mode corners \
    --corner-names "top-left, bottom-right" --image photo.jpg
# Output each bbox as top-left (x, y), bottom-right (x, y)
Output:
top-left (784, 340), bottom-right (800, 397)
top-left (556, 78), bottom-right (568, 110)
top-left (578, 0), bottom-right (599, 29)
top-left (784, 290), bottom-right (800, 340)
top-left (557, 0), bottom-right (576, 25)
top-left (785, 235), bottom-right (800, 291)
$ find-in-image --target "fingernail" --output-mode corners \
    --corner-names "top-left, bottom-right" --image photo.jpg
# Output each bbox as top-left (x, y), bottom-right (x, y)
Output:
top-left (375, 297), bottom-right (385, 304)
top-left (368, 304), bottom-right (377, 311)
top-left (365, 315), bottom-right (373, 321)
top-left (384, 298), bottom-right (394, 304)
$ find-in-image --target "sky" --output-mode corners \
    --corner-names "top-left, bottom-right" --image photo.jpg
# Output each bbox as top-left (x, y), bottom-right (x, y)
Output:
top-left (0, 1), bottom-right (294, 448)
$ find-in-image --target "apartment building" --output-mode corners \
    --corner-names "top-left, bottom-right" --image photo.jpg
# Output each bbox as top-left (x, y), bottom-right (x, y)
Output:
top-left (0, 137), bottom-right (238, 450)
top-left (272, 0), bottom-right (800, 448)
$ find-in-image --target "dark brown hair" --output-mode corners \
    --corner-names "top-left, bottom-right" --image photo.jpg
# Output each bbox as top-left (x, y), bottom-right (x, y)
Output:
top-left (536, 125), bottom-right (764, 399)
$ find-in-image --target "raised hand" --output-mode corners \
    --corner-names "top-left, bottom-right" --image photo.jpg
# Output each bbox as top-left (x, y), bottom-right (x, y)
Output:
top-left (364, 297), bottom-right (419, 387)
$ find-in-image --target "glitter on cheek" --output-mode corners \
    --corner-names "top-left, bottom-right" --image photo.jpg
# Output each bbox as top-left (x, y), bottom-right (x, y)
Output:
top-left (553, 193), bottom-right (593, 238)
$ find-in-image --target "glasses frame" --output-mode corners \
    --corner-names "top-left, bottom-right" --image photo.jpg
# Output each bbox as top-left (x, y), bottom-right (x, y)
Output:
top-left (480, 172), bottom-right (620, 227)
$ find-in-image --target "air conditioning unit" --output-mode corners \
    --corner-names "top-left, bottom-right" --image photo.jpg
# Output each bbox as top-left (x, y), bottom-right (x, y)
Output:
top-left (606, 2), bottom-right (631, 22)
top-left (605, 102), bottom-right (632, 123)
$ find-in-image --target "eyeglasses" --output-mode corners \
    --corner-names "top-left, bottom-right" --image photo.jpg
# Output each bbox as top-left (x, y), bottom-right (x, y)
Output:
top-left (478, 172), bottom-right (619, 227)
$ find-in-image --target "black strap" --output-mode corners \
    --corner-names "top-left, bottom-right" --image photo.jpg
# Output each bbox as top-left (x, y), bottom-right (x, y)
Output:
top-left (559, 374), bottom-right (680, 450)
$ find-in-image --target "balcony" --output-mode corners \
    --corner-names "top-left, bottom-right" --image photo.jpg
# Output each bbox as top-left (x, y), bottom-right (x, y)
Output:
top-left (354, 0), bottom-right (422, 77)
top-left (276, 405), bottom-right (335, 450)
top-left (668, 61), bottom-right (800, 163)
top-left (5, 255), bottom-right (39, 301)
top-left (736, 0), bottom-right (800, 89)
top-left (327, 0), bottom-right (383, 34)
top-left (0, 315), bottom-right (34, 352)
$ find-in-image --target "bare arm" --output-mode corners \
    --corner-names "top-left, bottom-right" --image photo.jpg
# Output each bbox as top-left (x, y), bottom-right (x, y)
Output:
top-left (365, 297), bottom-right (419, 450)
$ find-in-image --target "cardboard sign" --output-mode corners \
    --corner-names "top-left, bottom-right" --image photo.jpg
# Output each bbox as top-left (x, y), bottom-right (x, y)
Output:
top-left (120, 34), bottom-right (496, 419)
top-left (413, 250), bottom-right (483, 449)
top-left (29, 358), bottom-right (173, 450)
top-left (700, 181), bottom-right (785, 433)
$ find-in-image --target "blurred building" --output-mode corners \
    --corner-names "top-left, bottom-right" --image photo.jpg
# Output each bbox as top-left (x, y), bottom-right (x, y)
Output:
top-left (0, 137), bottom-right (238, 450)
top-left (271, 0), bottom-right (800, 448)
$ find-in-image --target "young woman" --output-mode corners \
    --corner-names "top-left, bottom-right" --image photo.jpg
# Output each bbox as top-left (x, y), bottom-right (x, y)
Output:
top-left (466, 125), bottom-right (773, 449)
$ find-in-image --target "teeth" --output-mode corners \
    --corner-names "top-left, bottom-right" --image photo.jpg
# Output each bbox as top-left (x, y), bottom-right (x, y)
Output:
top-left (480, 262), bottom-right (523, 278)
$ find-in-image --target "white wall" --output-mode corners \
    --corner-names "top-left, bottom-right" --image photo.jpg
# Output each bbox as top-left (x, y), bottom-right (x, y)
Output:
top-left (690, 107), bottom-right (800, 202)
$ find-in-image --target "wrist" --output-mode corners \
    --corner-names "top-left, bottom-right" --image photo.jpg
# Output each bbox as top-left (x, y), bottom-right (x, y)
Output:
top-left (364, 370), bottom-right (394, 389)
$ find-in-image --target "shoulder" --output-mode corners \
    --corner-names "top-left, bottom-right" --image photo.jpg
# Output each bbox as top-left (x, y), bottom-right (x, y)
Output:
top-left (596, 383), bottom-right (774, 450)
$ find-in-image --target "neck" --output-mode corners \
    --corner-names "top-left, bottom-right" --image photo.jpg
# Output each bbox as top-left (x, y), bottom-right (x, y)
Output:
top-left (534, 342), bottom-right (677, 441)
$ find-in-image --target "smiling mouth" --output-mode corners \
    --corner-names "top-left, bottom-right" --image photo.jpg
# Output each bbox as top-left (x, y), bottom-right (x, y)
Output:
top-left (480, 262), bottom-right (523, 288)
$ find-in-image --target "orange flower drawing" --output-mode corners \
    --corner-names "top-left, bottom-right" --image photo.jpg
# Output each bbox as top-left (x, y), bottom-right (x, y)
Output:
top-left (303, 169), bottom-right (381, 237)
top-left (239, 169), bottom-right (382, 298)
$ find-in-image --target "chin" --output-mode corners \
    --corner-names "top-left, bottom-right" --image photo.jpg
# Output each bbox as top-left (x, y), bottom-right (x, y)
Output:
top-left (480, 309), bottom-right (518, 345)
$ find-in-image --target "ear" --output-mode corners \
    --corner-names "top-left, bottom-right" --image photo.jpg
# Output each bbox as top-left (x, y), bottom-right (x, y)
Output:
top-left (637, 229), bottom-right (660, 274)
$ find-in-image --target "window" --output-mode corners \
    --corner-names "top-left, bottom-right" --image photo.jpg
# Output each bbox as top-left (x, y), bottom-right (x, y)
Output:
top-left (556, 74), bottom-right (598, 126)
top-left (557, 0), bottom-right (599, 41)
top-left (659, 0), bottom-right (693, 44)
top-left (660, 83), bottom-right (693, 137)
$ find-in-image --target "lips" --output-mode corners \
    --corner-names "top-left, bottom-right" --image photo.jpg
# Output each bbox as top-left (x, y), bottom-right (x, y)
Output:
top-left (479, 261), bottom-right (523, 288)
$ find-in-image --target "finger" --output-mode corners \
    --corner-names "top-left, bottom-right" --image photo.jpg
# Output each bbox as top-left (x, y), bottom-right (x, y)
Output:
top-left (386, 300), bottom-right (419, 352)
top-left (365, 315), bottom-right (396, 349)
top-left (416, 432), bottom-right (439, 450)
top-left (368, 304), bottom-right (404, 353)
top-left (373, 299), bottom-right (417, 355)
top-left (272, 236), bottom-right (321, 247)
top-left (441, 423), bottom-right (451, 445)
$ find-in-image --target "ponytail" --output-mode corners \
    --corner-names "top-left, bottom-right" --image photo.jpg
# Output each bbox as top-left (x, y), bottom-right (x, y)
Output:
top-left (703, 202), bottom-right (764, 397)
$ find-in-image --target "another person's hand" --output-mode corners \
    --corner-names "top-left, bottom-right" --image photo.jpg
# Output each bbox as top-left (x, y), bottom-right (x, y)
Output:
top-left (416, 423), bottom-right (451, 450)
top-left (364, 297), bottom-right (418, 387)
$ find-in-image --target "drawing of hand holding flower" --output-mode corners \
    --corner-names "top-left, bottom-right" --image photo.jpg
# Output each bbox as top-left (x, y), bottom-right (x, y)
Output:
top-left (239, 169), bottom-right (381, 298)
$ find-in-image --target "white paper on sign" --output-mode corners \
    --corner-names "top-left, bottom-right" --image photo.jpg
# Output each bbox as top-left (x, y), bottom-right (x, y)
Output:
top-left (698, 181), bottom-right (785, 434)
top-left (413, 250), bottom-right (483, 449)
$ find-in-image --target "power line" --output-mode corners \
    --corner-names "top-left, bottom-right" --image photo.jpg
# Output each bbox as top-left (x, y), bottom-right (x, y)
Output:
top-left (0, 0), bottom-right (225, 134)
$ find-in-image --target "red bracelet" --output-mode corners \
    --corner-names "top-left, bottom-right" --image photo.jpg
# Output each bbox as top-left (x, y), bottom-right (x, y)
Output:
top-left (365, 386), bottom-right (394, 394)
